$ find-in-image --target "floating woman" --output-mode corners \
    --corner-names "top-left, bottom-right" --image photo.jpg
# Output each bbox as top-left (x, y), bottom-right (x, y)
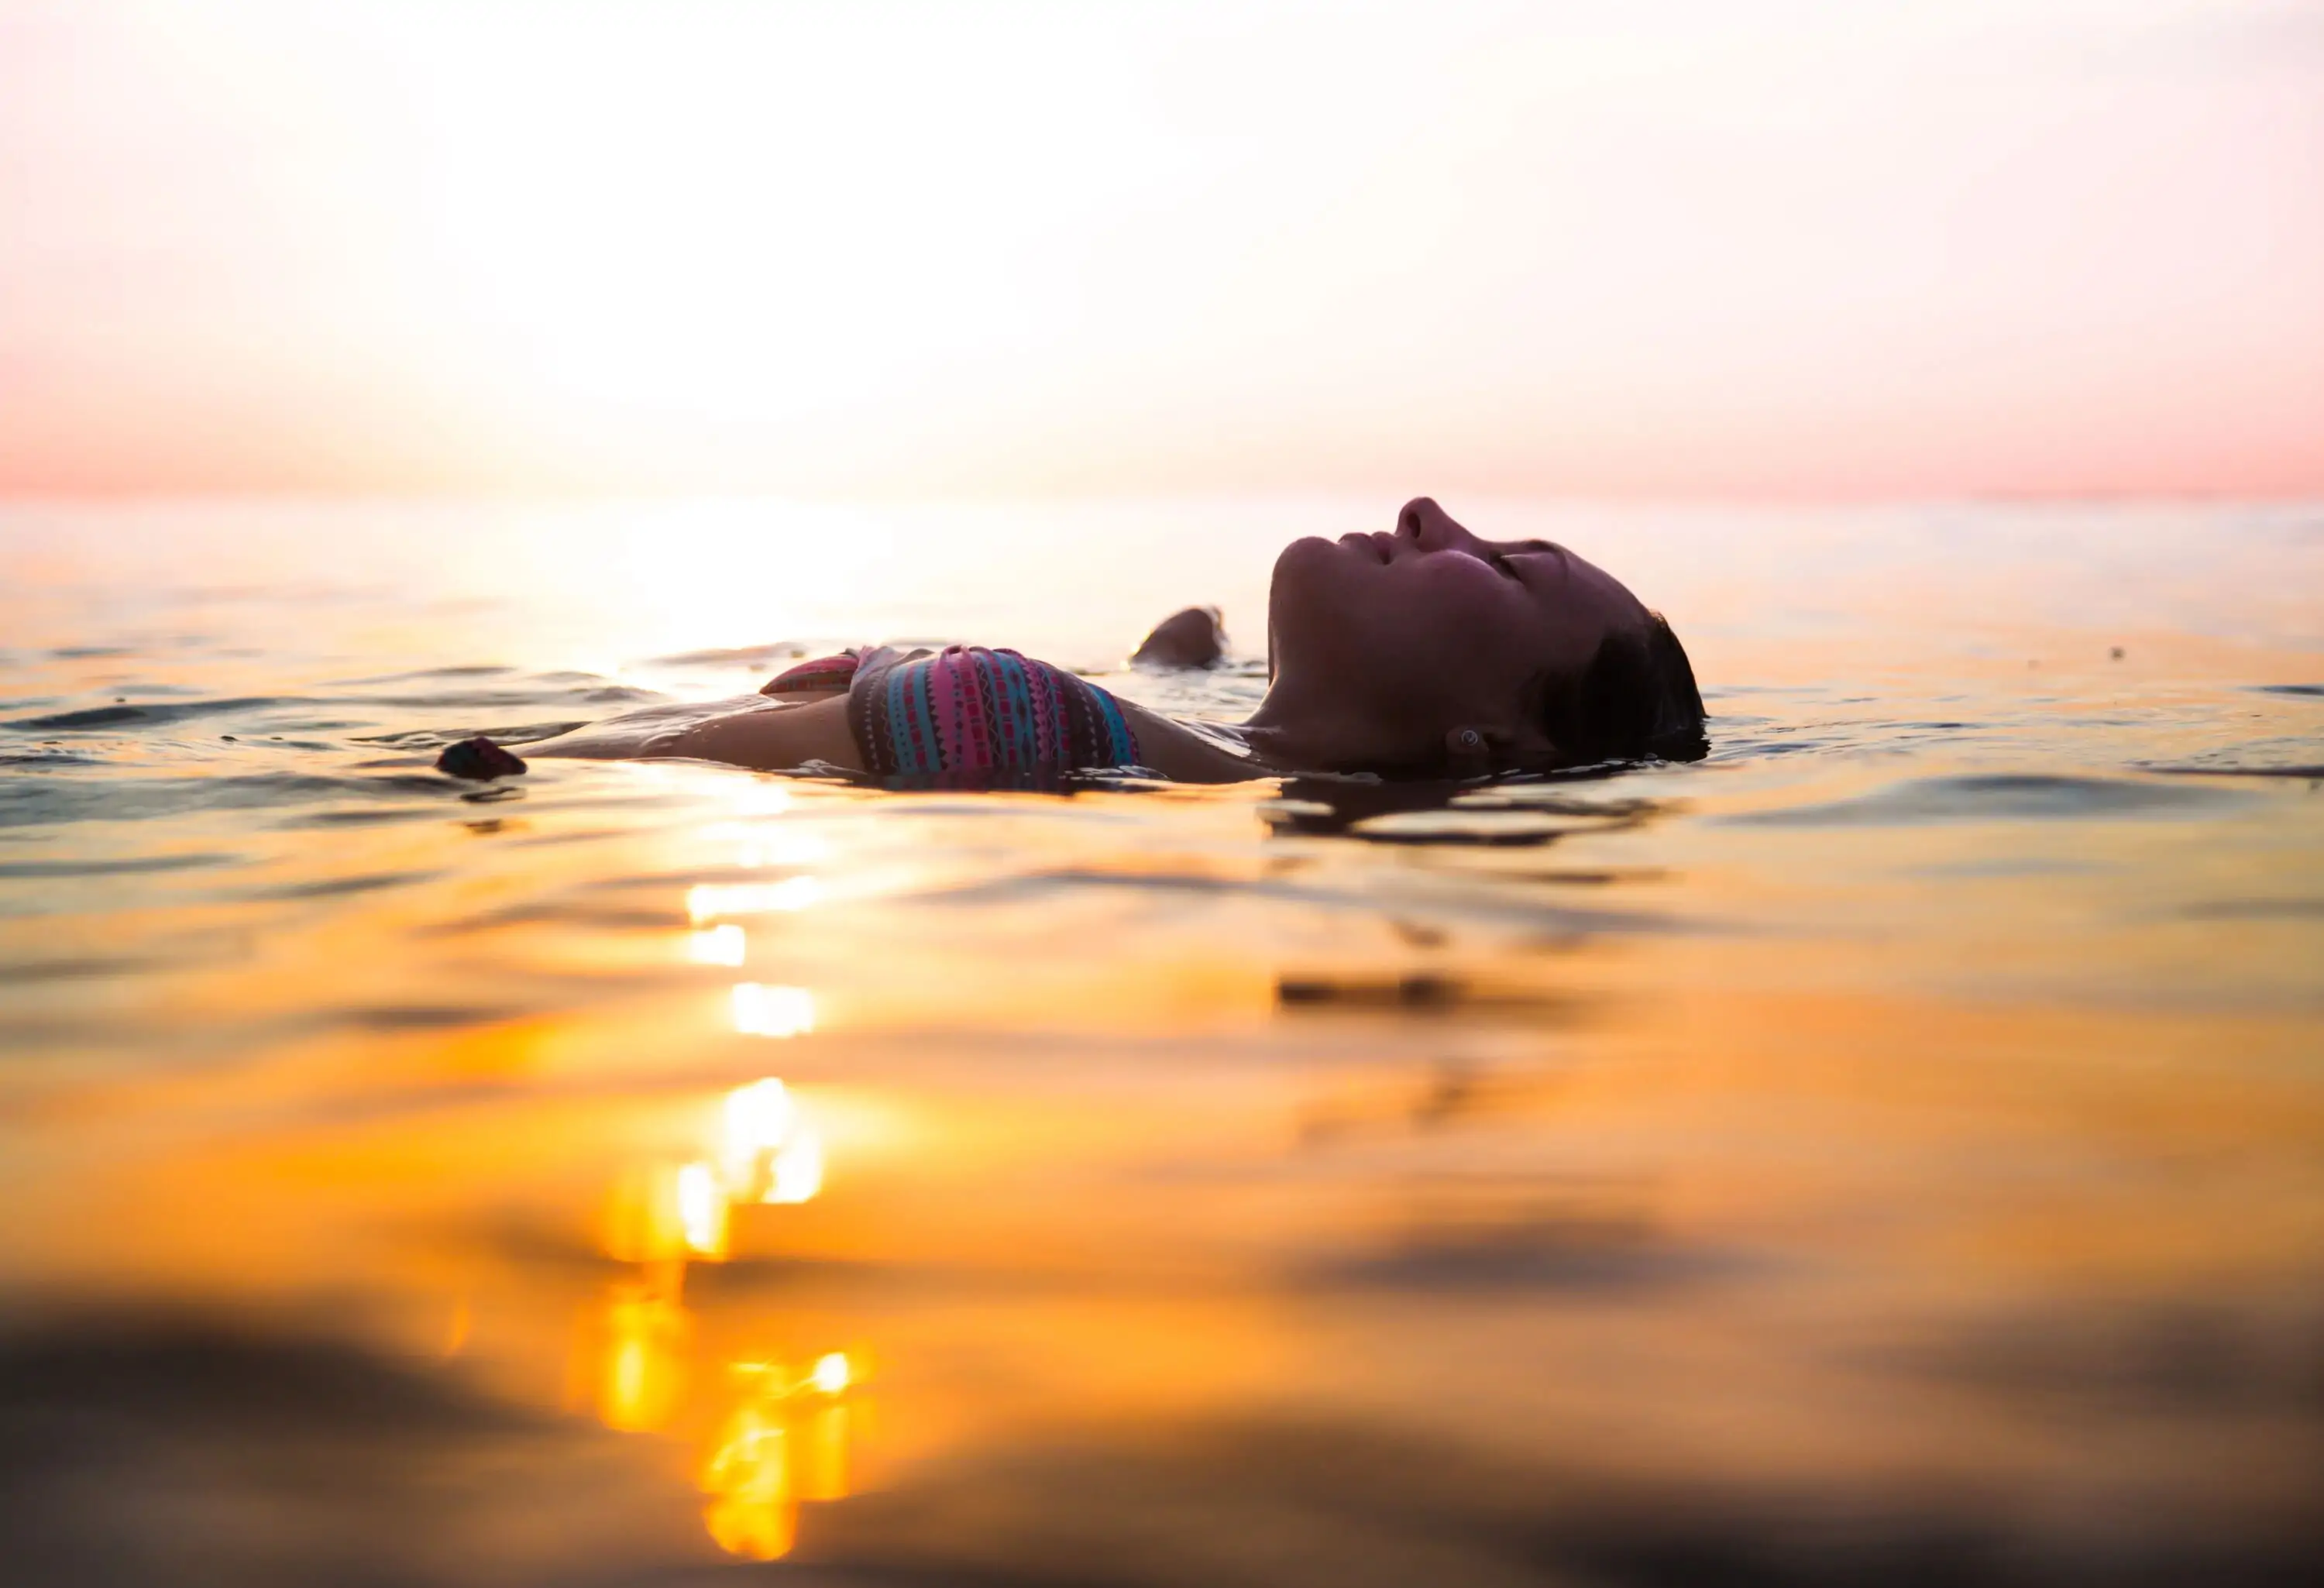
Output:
top-left (438, 497), bottom-right (1705, 786)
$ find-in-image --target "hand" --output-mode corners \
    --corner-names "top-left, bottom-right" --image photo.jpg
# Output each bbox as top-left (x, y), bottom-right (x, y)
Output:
top-left (1130, 606), bottom-right (1226, 669)
top-left (435, 736), bottom-right (528, 779)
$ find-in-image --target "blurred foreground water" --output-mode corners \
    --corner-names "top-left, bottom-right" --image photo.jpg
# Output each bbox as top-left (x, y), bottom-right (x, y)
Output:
top-left (1, 497), bottom-right (2320, 1586)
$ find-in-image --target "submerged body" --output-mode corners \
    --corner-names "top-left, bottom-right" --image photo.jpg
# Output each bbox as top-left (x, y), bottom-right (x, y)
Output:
top-left (525, 647), bottom-right (1263, 782)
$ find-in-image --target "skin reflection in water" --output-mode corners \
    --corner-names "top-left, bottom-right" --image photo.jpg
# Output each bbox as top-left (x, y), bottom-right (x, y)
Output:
top-left (587, 1075), bottom-right (859, 1560)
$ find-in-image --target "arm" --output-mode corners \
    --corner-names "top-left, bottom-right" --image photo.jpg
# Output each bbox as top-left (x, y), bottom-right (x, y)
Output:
top-left (648, 694), bottom-right (865, 773)
top-left (442, 694), bottom-right (862, 779)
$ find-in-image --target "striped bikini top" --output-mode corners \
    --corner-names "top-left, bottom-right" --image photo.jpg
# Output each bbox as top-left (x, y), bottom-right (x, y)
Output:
top-left (766, 645), bottom-right (1143, 786)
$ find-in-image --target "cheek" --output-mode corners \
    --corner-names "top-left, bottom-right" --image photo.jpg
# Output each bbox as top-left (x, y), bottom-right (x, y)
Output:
top-left (1270, 550), bottom-right (1536, 707)
top-left (1395, 560), bottom-right (1533, 662)
top-left (1351, 562), bottom-right (1535, 706)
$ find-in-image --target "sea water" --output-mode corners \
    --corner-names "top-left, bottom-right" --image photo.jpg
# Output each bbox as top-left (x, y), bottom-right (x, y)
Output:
top-left (1, 497), bottom-right (2319, 1583)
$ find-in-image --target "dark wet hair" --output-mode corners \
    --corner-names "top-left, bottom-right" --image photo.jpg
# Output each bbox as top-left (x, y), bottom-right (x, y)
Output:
top-left (1538, 613), bottom-right (1707, 765)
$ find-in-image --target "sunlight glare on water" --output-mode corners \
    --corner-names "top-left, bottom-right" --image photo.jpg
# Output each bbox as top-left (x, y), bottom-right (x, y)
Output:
top-left (0, 496), bottom-right (2320, 1584)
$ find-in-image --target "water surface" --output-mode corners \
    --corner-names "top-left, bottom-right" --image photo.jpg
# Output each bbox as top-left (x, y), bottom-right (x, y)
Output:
top-left (2, 498), bottom-right (2321, 1584)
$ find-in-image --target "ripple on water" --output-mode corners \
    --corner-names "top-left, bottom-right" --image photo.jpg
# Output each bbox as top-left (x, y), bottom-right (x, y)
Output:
top-left (7, 676), bottom-right (655, 746)
top-left (351, 720), bottom-right (593, 750)
top-left (0, 954), bottom-right (175, 985)
top-left (2178, 898), bottom-right (2324, 921)
top-left (0, 750), bottom-right (105, 768)
top-left (242, 869), bottom-right (443, 902)
top-left (1274, 971), bottom-right (1592, 1023)
top-left (333, 664), bottom-right (517, 683)
top-left (916, 862), bottom-right (1676, 944)
top-left (1340, 800), bottom-right (1661, 847)
top-left (5, 696), bottom-right (298, 730)
top-left (1724, 773), bottom-right (2250, 827)
top-left (1262, 777), bottom-right (1676, 842)
top-left (643, 641), bottom-right (811, 667)
top-left (0, 772), bottom-right (466, 830)
top-left (363, 686), bottom-right (660, 710)
top-left (0, 853), bottom-right (238, 879)
top-left (2136, 761), bottom-right (2324, 779)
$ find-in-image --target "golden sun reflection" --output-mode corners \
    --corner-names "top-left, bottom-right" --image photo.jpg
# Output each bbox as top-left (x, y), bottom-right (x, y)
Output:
top-left (603, 1161), bottom-right (712, 1267)
top-left (701, 1353), bottom-right (861, 1561)
top-left (721, 1076), bottom-right (825, 1204)
top-left (688, 877), bottom-right (824, 923)
top-left (703, 1412), bottom-right (795, 1561)
top-left (724, 1078), bottom-right (798, 1167)
top-left (703, 824), bottom-right (834, 870)
top-left (595, 1282), bottom-right (691, 1433)
top-left (686, 924), bottom-right (747, 966)
top-left (600, 1078), bottom-right (826, 1278)
top-left (676, 1160), bottom-right (728, 1258)
top-left (731, 982), bottom-right (816, 1039)
top-left (729, 784), bottom-right (795, 819)
top-left (765, 1130), bottom-right (824, 1205)
top-left (584, 1074), bottom-right (861, 1559)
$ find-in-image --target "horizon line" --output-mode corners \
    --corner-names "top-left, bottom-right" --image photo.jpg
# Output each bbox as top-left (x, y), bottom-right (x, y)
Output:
top-left (5, 485), bottom-right (2320, 511)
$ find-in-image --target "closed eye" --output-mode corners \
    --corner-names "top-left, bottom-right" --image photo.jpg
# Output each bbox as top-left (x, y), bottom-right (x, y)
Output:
top-left (1491, 541), bottom-right (1561, 579)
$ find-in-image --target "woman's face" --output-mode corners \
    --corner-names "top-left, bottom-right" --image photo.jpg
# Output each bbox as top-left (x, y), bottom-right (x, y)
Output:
top-left (1263, 497), bottom-right (1651, 766)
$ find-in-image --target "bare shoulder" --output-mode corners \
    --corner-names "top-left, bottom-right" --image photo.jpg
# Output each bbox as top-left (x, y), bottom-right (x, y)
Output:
top-left (1114, 699), bottom-right (1274, 783)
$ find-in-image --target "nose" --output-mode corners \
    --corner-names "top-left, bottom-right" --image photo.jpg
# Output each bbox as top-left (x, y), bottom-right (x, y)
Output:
top-left (1396, 496), bottom-right (1477, 552)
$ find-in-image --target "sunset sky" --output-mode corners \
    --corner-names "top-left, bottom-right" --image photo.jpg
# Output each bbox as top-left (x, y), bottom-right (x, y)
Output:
top-left (3, 0), bottom-right (2320, 500)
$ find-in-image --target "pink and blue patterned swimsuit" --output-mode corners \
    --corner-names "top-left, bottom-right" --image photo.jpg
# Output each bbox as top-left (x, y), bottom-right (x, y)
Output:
top-left (768, 645), bottom-right (1142, 786)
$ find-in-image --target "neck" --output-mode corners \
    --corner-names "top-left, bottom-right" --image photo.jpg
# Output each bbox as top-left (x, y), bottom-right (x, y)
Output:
top-left (1233, 720), bottom-right (1326, 775)
top-left (1239, 675), bottom-right (1376, 775)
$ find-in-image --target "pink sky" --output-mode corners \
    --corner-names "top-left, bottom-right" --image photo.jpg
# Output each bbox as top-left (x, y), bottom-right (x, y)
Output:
top-left (3, 0), bottom-right (2321, 500)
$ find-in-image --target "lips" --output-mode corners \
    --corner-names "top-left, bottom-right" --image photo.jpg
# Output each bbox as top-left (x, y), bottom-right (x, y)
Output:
top-left (1338, 532), bottom-right (1394, 564)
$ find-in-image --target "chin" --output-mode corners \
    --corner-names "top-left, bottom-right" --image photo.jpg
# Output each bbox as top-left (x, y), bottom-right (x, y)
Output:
top-left (1272, 534), bottom-right (1368, 598)
top-left (1272, 534), bottom-right (1339, 576)
top-left (1267, 536), bottom-right (1329, 614)
top-left (1265, 538), bottom-right (1367, 682)
top-left (1267, 535), bottom-right (1339, 613)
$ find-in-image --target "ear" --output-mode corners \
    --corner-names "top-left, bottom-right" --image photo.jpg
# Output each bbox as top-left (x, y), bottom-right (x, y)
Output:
top-left (1443, 726), bottom-right (1493, 778)
top-left (1444, 722), bottom-right (1552, 778)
